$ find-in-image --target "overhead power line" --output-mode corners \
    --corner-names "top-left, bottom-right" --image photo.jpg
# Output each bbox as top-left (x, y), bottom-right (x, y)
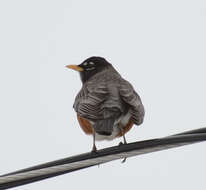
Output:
top-left (0, 127), bottom-right (206, 190)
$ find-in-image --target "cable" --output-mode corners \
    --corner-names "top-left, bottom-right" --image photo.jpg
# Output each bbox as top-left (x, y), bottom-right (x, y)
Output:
top-left (0, 128), bottom-right (206, 190)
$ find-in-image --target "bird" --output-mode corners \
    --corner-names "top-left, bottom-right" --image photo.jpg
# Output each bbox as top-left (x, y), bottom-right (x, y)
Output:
top-left (66, 56), bottom-right (145, 153)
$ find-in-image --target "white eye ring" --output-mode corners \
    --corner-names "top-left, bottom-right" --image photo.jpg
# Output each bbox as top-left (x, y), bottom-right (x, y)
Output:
top-left (83, 62), bottom-right (88, 66)
top-left (86, 67), bottom-right (95, 71)
top-left (89, 62), bottom-right (95, 65)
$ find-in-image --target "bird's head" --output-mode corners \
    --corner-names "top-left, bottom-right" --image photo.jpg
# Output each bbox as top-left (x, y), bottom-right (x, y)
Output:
top-left (66, 56), bottom-right (111, 83)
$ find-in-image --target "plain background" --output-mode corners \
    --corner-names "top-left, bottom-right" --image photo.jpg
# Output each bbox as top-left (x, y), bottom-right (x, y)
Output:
top-left (0, 0), bottom-right (206, 189)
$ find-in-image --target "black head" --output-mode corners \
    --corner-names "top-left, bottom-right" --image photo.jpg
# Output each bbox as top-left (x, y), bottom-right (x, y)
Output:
top-left (66, 56), bottom-right (111, 83)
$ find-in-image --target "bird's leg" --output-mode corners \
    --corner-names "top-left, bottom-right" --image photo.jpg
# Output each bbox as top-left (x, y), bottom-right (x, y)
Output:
top-left (122, 133), bottom-right (127, 145)
top-left (118, 124), bottom-right (127, 163)
top-left (92, 130), bottom-right (97, 153)
top-left (91, 130), bottom-right (101, 168)
top-left (118, 124), bottom-right (127, 145)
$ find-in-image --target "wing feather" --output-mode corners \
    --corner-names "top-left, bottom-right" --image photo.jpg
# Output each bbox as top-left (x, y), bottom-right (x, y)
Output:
top-left (73, 83), bottom-right (109, 120)
top-left (119, 79), bottom-right (145, 125)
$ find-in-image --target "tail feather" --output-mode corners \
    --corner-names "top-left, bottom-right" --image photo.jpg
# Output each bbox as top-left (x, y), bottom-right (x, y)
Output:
top-left (93, 118), bottom-right (115, 136)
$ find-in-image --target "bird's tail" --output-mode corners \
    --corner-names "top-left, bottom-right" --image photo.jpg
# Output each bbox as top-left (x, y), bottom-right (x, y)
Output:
top-left (93, 118), bottom-right (115, 136)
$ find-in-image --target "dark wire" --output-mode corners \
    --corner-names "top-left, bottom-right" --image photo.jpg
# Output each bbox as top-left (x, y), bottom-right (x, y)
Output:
top-left (0, 127), bottom-right (206, 190)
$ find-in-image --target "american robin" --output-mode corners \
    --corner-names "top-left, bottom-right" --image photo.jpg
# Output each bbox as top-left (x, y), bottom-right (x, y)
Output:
top-left (66, 57), bottom-right (145, 153)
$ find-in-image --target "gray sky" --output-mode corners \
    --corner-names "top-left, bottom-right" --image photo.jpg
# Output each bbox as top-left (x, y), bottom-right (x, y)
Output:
top-left (0, 0), bottom-right (206, 189)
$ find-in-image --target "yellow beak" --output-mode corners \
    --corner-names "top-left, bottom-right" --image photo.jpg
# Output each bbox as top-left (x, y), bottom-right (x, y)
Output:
top-left (66, 65), bottom-right (83, 72)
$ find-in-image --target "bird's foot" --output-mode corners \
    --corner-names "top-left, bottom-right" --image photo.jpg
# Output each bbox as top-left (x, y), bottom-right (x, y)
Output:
top-left (121, 157), bottom-right (127, 163)
top-left (118, 141), bottom-right (127, 146)
top-left (118, 141), bottom-right (127, 163)
top-left (91, 145), bottom-right (97, 154)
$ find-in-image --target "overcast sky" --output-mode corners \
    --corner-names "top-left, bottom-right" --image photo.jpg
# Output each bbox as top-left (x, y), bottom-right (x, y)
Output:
top-left (0, 0), bottom-right (206, 189)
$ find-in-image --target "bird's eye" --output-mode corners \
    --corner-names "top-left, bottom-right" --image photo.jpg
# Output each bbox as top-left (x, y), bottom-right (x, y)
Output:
top-left (89, 62), bottom-right (95, 65)
top-left (83, 62), bottom-right (88, 66)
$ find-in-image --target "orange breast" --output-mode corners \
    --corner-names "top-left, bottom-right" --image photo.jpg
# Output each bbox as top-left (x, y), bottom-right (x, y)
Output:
top-left (77, 115), bottom-right (93, 135)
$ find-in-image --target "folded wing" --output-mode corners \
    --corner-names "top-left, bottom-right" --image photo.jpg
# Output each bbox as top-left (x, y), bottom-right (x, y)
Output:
top-left (119, 79), bottom-right (145, 125)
